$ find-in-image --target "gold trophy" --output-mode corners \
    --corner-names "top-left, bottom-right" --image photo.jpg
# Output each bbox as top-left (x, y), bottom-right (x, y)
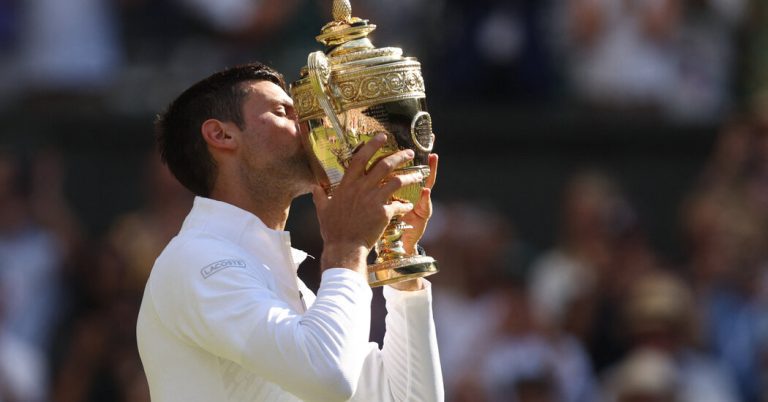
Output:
top-left (290, 0), bottom-right (438, 287)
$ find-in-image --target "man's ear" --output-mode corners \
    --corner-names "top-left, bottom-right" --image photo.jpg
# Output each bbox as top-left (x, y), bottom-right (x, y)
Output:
top-left (201, 119), bottom-right (237, 151)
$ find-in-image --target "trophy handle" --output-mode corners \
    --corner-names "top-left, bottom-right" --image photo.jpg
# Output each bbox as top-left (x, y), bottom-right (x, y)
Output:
top-left (307, 51), bottom-right (351, 153)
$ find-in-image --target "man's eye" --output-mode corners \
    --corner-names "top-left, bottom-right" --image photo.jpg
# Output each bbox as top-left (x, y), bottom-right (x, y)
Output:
top-left (275, 109), bottom-right (286, 117)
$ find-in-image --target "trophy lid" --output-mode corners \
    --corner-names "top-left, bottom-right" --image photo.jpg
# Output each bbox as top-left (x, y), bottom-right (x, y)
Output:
top-left (291, 0), bottom-right (426, 121)
top-left (315, 0), bottom-right (377, 51)
top-left (296, 0), bottom-right (409, 75)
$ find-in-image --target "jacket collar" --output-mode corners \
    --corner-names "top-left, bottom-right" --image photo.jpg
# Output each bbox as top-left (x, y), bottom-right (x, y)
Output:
top-left (180, 197), bottom-right (308, 270)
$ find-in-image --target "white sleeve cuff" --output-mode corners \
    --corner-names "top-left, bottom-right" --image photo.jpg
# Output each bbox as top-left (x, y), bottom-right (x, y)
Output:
top-left (320, 268), bottom-right (372, 297)
top-left (382, 278), bottom-right (433, 303)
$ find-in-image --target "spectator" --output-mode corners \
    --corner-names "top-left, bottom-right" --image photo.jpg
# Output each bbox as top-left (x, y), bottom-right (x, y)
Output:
top-left (681, 115), bottom-right (768, 401)
top-left (0, 149), bottom-right (69, 401)
top-left (435, 0), bottom-right (554, 101)
top-left (0, 149), bottom-right (63, 356)
top-left (528, 170), bottom-right (657, 371)
top-left (472, 283), bottom-right (597, 402)
top-left (16, 0), bottom-right (121, 92)
top-left (106, 153), bottom-right (192, 293)
top-left (51, 245), bottom-right (149, 402)
top-left (601, 348), bottom-right (680, 402)
top-left (423, 202), bottom-right (517, 400)
top-left (558, 0), bottom-right (683, 111)
top-left (0, 277), bottom-right (47, 402)
top-left (668, 0), bottom-right (746, 122)
top-left (617, 270), bottom-right (740, 402)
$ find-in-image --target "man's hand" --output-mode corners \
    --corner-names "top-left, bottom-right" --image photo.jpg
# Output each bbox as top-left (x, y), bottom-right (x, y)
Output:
top-left (400, 153), bottom-right (438, 255)
top-left (389, 153), bottom-right (438, 291)
top-left (312, 134), bottom-right (424, 275)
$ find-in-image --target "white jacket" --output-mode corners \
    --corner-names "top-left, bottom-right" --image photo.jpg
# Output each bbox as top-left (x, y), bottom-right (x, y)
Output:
top-left (137, 197), bottom-right (443, 402)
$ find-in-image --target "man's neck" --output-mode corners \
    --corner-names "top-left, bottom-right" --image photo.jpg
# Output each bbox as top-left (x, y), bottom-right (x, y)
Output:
top-left (209, 186), bottom-right (292, 231)
top-left (251, 202), bottom-right (291, 231)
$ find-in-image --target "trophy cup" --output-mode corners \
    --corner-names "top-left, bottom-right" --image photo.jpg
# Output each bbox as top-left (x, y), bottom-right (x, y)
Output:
top-left (290, 0), bottom-right (438, 287)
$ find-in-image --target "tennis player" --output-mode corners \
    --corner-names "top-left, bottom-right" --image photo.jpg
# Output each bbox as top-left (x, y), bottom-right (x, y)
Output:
top-left (136, 63), bottom-right (443, 401)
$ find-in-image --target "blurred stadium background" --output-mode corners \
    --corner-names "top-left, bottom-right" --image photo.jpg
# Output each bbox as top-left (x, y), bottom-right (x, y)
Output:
top-left (0, 0), bottom-right (767, 401)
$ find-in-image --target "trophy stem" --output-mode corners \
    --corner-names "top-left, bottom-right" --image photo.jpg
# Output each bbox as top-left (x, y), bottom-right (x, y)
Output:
top-left (374, 218), bottom-right (409, 263)
top-left (368, 216), bottom-right (438, 287)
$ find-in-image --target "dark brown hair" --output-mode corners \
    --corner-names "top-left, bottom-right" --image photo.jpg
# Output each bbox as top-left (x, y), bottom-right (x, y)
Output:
top-left (155, 63), bottom-right (285, 196)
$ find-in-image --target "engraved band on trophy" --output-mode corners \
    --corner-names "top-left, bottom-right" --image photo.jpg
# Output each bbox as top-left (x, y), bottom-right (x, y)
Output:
top-left (290, 0), bottom-right (438, 287)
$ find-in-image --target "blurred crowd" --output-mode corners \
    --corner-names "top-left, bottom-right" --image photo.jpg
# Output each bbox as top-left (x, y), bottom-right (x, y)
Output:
top-left (0, 150), bottom-right (190, 401)
top-left (424, 109), bottom-right (768, 402)
top-left (0, 0), bottom-right (767, 401)
top-left (3, 117), bottom-right (764, 402)
top-left (0, 0), bottom-right (766, 119)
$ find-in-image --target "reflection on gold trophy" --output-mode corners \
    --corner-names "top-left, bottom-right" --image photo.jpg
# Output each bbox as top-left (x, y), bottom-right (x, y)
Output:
top-left (290, 0), bottom-right (438, 287)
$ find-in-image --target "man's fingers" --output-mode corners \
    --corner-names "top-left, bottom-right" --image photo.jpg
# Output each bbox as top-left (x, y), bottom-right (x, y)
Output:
top-left (426, 153), bottom-right (438, 190)
top-left (345, 133), bottom-right (387, 179)
top-left (385, 201), bottom-right (414, 218)
top-left (367, 149), bottom-right (415, 183)
top-left (412, 187), bottom-right (432, 220)
top-left (378, 170), bottom-right (423, 199)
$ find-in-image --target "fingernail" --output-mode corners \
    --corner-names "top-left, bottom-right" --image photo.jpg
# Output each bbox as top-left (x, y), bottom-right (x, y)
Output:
top-left (405, 149), bottom-right (415, 158)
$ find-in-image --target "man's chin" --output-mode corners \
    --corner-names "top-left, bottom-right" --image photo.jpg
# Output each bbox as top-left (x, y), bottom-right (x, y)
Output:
top-left (291, 166), bottom-right (319, 197)
top-left (295, 187), bottom-right (313, 197)
top-left (289, 179), bottom-right (318, 199)
top-left (299, 159), bottom-right (317, 184)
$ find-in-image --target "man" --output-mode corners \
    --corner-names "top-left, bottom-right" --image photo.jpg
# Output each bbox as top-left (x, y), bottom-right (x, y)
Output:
top-left (136, 62), bottom-right (444, 402)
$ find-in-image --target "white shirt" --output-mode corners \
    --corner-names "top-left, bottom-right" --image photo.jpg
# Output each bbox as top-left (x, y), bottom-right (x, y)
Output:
top-left (137, 197), bottom-right (443, 402)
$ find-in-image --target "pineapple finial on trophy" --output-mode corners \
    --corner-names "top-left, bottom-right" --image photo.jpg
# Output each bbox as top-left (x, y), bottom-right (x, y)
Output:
top-left (332, 0), bottom-right (352, 23)
top-left (316, 0), bottom-right (375, 48)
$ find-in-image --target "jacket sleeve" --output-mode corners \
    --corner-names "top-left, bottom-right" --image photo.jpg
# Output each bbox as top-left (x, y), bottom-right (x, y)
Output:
top-left (148, 244), bottom-right (373, 402)
top-left (351, 280), bottom-right (445, 402)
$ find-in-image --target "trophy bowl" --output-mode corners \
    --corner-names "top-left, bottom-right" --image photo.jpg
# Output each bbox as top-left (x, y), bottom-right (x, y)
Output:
top-left (290, 0), bottom-right (438, 287)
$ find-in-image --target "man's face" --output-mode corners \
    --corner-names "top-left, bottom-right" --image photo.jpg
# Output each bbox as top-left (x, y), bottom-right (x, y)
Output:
top-left (235, 80), bottom-right (314, 195)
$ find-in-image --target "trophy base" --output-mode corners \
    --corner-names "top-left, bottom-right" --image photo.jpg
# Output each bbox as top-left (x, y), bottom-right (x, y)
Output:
top-left (367, 255), bottom-right (438, 287)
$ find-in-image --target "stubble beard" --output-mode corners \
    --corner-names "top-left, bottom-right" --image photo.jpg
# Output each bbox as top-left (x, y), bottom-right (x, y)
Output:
top-left (240, 148), bottom-right (315, 203)
top-left (285, 149), bottom-right (317, 196)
